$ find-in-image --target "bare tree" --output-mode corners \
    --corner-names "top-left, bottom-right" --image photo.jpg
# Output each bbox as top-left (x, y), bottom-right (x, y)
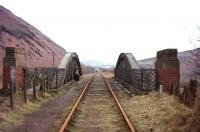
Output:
top-left (188, 26), bottom-right (200, 79)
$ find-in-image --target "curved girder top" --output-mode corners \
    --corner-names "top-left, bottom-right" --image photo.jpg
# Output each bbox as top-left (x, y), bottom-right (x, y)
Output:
top-left (115, 53), bottom-right (140, 90)
top-left (115, 53), bottom-right (140, 70)
top-left (115, 53), bottom-right (157, 92)
top-left (58, 52), bottom-right (82, 83)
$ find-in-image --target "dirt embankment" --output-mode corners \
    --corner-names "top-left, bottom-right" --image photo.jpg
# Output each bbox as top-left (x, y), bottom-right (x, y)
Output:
top-left (0, 5), bottom-right (66, 89)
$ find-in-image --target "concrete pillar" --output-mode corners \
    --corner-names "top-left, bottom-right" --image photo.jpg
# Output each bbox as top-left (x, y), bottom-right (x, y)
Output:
top-left (155, 49), bottom-right (180, 95)
top-left (2, 47), bottom-right (26, 95)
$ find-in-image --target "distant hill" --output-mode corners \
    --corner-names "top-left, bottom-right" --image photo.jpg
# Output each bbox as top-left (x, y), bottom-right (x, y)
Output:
top-left (81, 63), bottom-right (95, 74)
top-left (138, 48), bottom-right (199, 82)
top-left (0, 5), bottom-right (66, 88)
top-left (81, 60), bottom-right (104, 67)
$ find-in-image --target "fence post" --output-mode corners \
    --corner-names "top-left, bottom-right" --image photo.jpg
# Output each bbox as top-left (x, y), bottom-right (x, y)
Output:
top-left (46, 73), bottom-right (49, 92)
top-left (159, 85), bottom-right (163, 96)
top-left (155, 70), bottom-right (159, 90)
top-left (43, 68), bottom-right (46, 93)
top-left (188, 79), bottom-right (197, 107)
top-left (9, 83), bottom-right (13, 108)
top-left (39, 73), bottom-right (43, 95)
top-left (141, 70), bottom-right (144, 90)
top-left (56, 69), bottom-right (58, 89)
top-left (182, 86), bottom-right (188, 105)
top-left (44, 74), bottom-right (47, 93)
top-left (9, 66), bottom-right (16, 108)
top-left (41, 70), bottom-right (45, 94)
top-left (23, 68), bottom-right (28, 103)
top-left (33, 69), bottom-right (37, 100)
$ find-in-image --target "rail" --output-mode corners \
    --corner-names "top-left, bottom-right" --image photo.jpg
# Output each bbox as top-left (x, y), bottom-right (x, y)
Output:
top-left (59, 73), bottom-right (136, 132)
top-left (102, 74), bottom-right (136, 132)
top-left (58, 74), bottom-right (95, 132)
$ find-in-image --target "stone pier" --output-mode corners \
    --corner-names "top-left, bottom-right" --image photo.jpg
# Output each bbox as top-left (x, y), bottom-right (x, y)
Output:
top-left (155, 49), bottom-right (180, 95)
top-left (2, 47), bottom-right (26, 95)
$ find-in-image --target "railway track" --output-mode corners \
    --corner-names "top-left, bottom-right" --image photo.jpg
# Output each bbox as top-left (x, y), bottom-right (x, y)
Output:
top-left (59, 73), bottom-right (136, 132)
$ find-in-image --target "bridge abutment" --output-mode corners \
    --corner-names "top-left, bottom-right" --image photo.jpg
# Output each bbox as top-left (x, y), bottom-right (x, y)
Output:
top-left (155, 49), bottom-right (180, 95)
top-left (2, 47), bottom-right (26, 95)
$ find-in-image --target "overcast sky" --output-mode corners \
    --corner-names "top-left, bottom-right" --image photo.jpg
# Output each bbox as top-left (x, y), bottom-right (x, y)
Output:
top-left (0, 0), bottom-right (199, 65)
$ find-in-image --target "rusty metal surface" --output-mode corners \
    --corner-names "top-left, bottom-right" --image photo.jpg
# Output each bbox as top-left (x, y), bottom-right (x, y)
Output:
top-left (102, 74), bottom-right (136, 132)
top-left (58, 74), bottom-right (95, 132)
top-left (59, 73), bottom-right (136, 132)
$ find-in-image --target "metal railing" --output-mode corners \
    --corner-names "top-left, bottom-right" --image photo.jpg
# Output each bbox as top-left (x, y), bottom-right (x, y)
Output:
top-left (25, 67), bottom-right (65, 91)
top-left (115, 68), bottom-right (159, 92)
top-left (131, 69), bottom-right (159, 91)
